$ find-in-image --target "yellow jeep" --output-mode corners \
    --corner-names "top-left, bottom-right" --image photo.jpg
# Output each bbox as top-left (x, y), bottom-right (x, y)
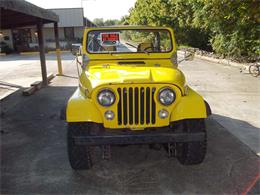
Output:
top-left (66, 26), bottom-right (211, 170)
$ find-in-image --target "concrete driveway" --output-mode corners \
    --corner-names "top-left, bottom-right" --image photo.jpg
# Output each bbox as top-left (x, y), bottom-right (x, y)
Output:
top-left (179, 58), bottom-right (260, 155)
top-left (0, 53), bottom-right (77, 99)
top-left (0, 54), bottom-right (259, 194)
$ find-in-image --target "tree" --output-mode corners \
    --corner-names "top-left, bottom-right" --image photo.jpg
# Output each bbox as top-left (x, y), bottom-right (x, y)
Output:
top-left (128, 0), bottom-right (210, 50)
top-left (127, 0), bottom-right (260, 60)
top-left (93, 18), bottom-right (122, 27)
top-left (192, 0), bottom-right (260, 59)
top-left (93, 18), bottom-right (105, 26)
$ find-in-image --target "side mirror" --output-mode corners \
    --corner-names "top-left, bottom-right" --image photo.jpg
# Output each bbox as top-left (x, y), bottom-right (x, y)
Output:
top-left (71, 44), bottom-right (82, 56)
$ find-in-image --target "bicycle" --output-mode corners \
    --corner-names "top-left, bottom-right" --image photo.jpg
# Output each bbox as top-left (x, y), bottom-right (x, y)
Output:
top-left (249, 63), bottom-right (260, 77)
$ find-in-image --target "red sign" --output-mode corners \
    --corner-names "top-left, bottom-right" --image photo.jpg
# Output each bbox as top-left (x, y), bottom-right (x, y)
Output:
top-left (102, 33), bottom-right (119, 41)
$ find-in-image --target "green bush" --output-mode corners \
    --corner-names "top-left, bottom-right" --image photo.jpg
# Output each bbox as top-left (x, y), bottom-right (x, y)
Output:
top-left (127, 0), bottom-right (260, 61)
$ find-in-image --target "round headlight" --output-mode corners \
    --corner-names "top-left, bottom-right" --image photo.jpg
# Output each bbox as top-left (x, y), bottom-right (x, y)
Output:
top-left (158, 87), bottom-right (175, 106)
top-left (97, 89), bottom-right (115, 107)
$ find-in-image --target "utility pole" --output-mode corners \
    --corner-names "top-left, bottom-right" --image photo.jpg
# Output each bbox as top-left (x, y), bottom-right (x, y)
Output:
top-left (81, 0), bottom-right (96, 27)
top-left (81, 0), bottom-right (96, 8)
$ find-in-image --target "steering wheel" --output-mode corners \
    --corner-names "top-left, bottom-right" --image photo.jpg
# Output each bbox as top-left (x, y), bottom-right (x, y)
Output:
top-left (143, 47), bottom-right (154, 52)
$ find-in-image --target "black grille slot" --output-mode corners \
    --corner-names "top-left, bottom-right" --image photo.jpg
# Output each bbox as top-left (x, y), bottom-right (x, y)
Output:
top-left (134, 87), bottom-right (139, 124)
top-left (140, 87), bottom-right (145, 124)
top-left (117, 87), bottom-right (156, 126)
top-left (129, 88), bottom-right (133, 124)
top-left (146, 88), bottom-right (150, 124)
top-left (123, 88), bottom-right (128, 125)
top-left (117, 88), bottom-right (122, 125)
top-left (152, 87), bottom-right (156, 124)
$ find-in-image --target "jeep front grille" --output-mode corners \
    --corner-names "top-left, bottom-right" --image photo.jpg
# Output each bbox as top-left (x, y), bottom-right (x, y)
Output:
top-left (117, 87), bottom-right (156, 126)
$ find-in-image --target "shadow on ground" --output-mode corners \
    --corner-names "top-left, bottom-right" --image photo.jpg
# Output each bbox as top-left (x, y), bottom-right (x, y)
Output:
top-left (0, 86), bottom-right (259, 194)
top-left (0, 53), bottom-right (74, 62)
top-left (0, 81), bottom-right (24, 89)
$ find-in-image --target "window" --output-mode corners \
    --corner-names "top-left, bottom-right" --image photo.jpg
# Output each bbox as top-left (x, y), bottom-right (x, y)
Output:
top-left (64, 27), bottom-right (75, 41)
top-left (87, 29), bottom-right (173, 54)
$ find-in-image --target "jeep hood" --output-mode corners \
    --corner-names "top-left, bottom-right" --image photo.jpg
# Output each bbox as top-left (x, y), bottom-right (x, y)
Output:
top-left (80, 64), bottom-right (185, 93)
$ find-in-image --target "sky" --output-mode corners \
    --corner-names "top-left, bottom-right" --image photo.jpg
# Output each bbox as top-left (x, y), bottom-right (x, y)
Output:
top-left (26, 0), bottom-right (136, 21)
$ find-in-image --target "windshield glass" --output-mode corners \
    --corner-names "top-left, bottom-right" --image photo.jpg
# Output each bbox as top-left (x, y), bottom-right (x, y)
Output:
top-left (87, 29), bottom-right (172, 54)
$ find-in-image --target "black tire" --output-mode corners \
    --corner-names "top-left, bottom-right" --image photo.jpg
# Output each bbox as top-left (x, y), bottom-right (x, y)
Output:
top-left (67, 123), bottom-right (93, 170)
top-left (249, 64), bottom-right (260, 77)
top-left (176, 119), bottom-right (207, 165)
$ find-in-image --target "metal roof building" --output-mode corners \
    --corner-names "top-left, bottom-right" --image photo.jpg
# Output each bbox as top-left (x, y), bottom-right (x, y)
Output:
top-left (0, 0), bottom-right (63, 86)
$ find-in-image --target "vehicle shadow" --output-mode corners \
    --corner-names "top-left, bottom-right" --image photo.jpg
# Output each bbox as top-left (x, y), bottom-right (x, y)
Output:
top-left (61, 74), bottom-right (79, 79)
top-left (1, 86), bottom-right (259, 194)
top-left (212, 113), bottom-right (260, 154)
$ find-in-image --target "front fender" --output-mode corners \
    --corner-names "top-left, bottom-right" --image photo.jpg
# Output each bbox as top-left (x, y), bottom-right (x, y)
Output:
top-left (170, 87), bottom-right (210, 121)
top-left (66, 89), bottom-right (103, 123)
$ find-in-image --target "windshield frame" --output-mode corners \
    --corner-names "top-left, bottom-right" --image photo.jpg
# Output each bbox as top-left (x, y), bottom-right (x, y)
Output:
top-left (86, 28), bottom-right (174, 55)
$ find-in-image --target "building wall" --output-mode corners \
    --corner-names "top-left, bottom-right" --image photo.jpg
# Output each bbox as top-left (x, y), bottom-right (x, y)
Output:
top-left (43, 26), bottom-right (84, 41)
top-left (28, 27), bottom-right (84, 49)
top-left (43, 27), bottom-right (64, 41)
top-left (3, 8), bottom-right (92, 52)
top-left (74, 27), bottom-right (84, 39)
top-left (45, 8), bottom-right (84, 28)
top-left (2, 26), bottom-right (85, 51)
top-left (44, 26), bottom-right (83, 41)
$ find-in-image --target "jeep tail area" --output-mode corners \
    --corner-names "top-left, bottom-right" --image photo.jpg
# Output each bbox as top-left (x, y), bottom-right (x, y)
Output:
top-left (65, 26), bottom-right (211, 170)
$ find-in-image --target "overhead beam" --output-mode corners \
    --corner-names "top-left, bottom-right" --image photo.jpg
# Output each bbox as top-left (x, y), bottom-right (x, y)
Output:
top-left (0, 0), bottom-right (59, 29)
top-left (0, 9), bottom-right (55, 29)
top-left (0, 0), bottom-right (58, 22)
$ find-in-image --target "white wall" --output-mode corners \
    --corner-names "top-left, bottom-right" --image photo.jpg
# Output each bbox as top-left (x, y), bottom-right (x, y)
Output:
top-left (45, 8), bottom-right (84, 28)
top-left (28, 27), bottom-right (84, 49)
top-left (74, 27), bottom-right (84, 39)
top-left (43, 27), bottom-right (65, 41)
top-left (42, 27), bottom-right (83, 42)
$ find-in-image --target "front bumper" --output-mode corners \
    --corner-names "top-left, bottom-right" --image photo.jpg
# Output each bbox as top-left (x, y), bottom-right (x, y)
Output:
top-left (73, 130), bottom-right (205, 145)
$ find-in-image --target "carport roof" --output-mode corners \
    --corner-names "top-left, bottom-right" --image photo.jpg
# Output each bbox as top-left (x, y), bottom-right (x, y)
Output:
top-left (0, 0), bottom-right (59, 29)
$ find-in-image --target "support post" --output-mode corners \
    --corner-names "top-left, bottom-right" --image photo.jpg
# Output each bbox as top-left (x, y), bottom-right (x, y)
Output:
top-left (54, 22), bottom-right (63, 75)
top-left (37, 21), bottom-right (48, 86)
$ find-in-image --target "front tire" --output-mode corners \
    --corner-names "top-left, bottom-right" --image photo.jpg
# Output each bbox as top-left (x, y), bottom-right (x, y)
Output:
top-left (176, 119), bottom-right (207, 165)
top-left (67, 123), bottom-right (93, 170)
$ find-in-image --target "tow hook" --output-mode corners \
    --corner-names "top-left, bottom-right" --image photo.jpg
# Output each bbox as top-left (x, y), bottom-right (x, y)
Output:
top-left (102, 145), bottom-right (111, 160)
top-left (168, 143), bottom-right (177, 157)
